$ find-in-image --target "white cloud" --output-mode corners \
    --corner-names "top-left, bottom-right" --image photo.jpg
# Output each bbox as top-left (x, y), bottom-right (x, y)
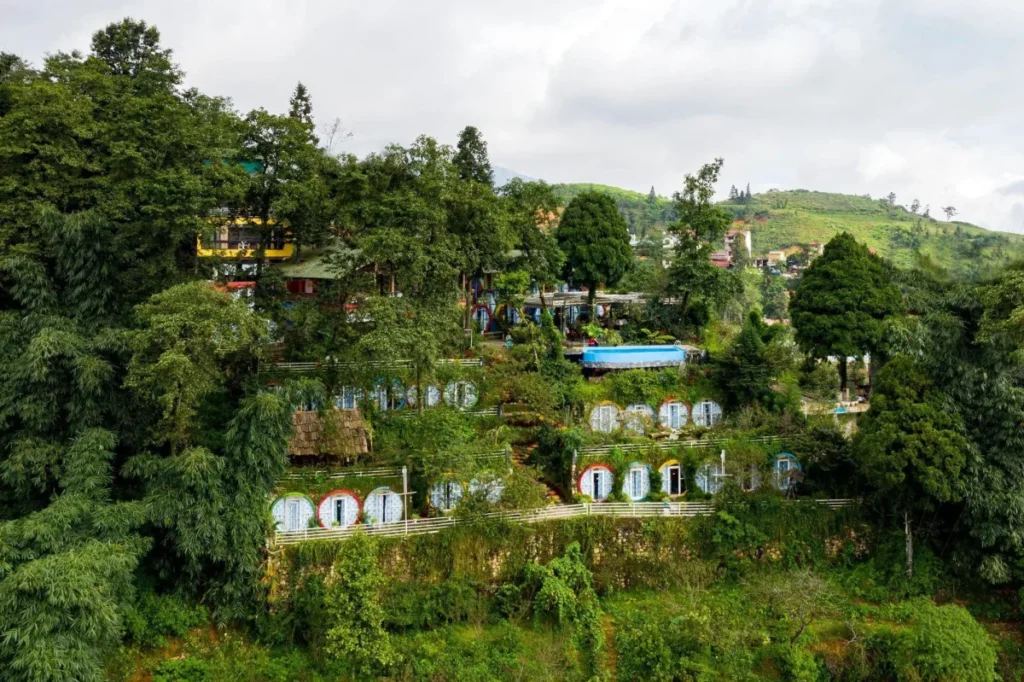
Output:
top-left (2, 0), bottom-right (1022, 232)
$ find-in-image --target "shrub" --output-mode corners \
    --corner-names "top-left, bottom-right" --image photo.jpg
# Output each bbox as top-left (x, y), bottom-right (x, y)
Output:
top-left (124, 590), bottom-right (209, 649)
top-left (614, 611), bottom-right (674, 682)
top-left (878, 599), bottom-right (998, 682)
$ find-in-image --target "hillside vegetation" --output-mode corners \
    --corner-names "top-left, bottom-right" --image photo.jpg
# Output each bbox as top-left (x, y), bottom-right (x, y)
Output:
top-left (554, 184), bottom-right (1024, 277)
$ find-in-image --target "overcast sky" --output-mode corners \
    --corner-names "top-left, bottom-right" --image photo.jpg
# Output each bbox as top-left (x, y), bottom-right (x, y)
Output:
top-left (4, 0), bottom-right (1024, 232)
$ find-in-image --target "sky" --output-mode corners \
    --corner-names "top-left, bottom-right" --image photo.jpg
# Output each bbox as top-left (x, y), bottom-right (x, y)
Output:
top-left (4, 0), bottom-right (1024, 232)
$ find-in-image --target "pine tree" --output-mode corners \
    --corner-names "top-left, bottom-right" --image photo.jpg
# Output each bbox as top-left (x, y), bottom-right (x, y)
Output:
top-left (745, 183), bottom-right (753, 203)
top-left (648, 186), bottom-right (657, 203)
top-left (729, 185), bottom-right (739, 201)
top-left (288, 81), bottom-right (313, 125)
top-left (453, 125), bottom-right (494, 186)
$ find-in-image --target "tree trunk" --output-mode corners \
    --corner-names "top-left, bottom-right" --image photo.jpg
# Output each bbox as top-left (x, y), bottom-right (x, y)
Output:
top-left (416, 366), bottom-right (424, 415)
top-left (904, 510), bottom-right (914, 579)
top-left (588, 284), bottom-right (597, 323)
top-left (838, 357), bottom-right (848, 398)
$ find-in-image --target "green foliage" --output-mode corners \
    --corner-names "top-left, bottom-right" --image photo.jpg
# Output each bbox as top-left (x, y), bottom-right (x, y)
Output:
top-left (124, 589), bottom-right (209, 649)
top-left (666, 159), bottom-right (742, 330)
top-left (854, 355), bottom-right (969, 512)
top-left (0, 430), bottom-right (149, 682)
top-left (715, 312), bottom-right (777, 409)
top-left (879, 599), bottom-right (998, 682)
top-left (557, 191), bottom-right (632, 308)
top-left (790, 233), bottom-right (903, 390)
top-left (126, 281), bottom-right (267, 453)
top-left (325, 533), bottom-right (397, 677)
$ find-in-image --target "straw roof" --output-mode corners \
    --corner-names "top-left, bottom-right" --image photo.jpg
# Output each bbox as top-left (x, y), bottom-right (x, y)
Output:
top-left (289, 408), bottom-right (368, 458)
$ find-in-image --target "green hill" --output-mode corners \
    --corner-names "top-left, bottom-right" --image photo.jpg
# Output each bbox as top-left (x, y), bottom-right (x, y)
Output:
top-left (553, 184), bottom-right (1024, 277)
top-left (552, 183), bottom-right (678, 238)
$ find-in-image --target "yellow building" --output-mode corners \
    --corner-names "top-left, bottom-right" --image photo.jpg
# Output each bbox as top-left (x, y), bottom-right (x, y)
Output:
top-left (197, 217), bottom-right (294, 259)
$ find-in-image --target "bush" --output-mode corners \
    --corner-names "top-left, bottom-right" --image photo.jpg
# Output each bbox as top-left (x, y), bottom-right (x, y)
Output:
top-left (614, 611), bottom-right (674, 682)
top-left (124, 590), bottom-right (209, 649)
top-left (877, 599), bottom-right (998, 682)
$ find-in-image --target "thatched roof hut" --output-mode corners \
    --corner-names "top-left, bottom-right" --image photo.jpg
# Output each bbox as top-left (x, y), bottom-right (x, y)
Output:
top-left (289, 409), bottom-right (369, 459)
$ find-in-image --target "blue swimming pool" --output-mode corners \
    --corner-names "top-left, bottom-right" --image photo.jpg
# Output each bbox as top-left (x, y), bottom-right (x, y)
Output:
top-left (582, 345), bottom-right (687, 369)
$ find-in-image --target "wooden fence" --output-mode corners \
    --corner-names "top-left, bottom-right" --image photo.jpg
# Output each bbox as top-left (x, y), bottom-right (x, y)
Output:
top-left (272, 498), bottom-right (854, 545)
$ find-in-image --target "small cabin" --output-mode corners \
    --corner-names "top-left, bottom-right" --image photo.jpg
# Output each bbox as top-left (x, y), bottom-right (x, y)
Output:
top-left (691, 400), bottom-right (724, 427)
top-left (623, 404), bottom-right (655, 435)
top-left (364, 486), bottom-right (403, 524)
top-left (444, 381), bottom-right (479, 410)
top-left (589, 402), bottom-right (620, 433)
top-left (622, 462), bottom-right (651, 501)
top-left (578, 464), bottom-right (613, 501)
top-left (288, 409), bottom-right (369, 460)
top-left (317, 489), bottom-right (361, 528)
top-left (658, 400), bottom-right (689, 430)
top-left (271, 493), bottom-right (316, 532)
top-left (429, 478), bottom-right (464, 512)
top-left (659, 459), bottom-right (685, 496)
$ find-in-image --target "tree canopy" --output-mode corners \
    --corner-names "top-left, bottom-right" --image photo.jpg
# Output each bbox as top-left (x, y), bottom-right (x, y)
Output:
top-left (790, 233), bottom-right (903, 391)
top-left (556, 191), bottom-right (632, 312)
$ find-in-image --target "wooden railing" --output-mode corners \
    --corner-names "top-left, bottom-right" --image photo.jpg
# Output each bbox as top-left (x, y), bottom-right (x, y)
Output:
top-left (578, 435), bottom-right (781, 459)
top-left (267, 358), bottom-right (484, 373)
top-left (272, 498), bottom-right (855, 545)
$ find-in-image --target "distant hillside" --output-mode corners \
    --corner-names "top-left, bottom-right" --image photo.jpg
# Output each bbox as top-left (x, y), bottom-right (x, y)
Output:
top-left (725, 190), bottom-right (1024, 277)
top-left (554, 184), bottom-right (1024, 277)
top-left (552, 184), bottom-right (677, 238)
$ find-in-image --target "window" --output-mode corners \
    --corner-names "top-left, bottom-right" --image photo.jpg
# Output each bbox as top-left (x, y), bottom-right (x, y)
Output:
top-left (334, 499), bottom-right (346, 524)
top-left (623, 404), bottom-right (654, 435)
top-left (660, 401), bottom-right (688, 430)
top-left (695, 462), bottom-right (726, 494)
top-left (692, 400), bottom-right (723, 427)
top-left (590, 404), bottom-right (619, 433)
top-left (287, 500), bottom-right (299, 530)
top-left (445, 381), bottom-right (479, 410)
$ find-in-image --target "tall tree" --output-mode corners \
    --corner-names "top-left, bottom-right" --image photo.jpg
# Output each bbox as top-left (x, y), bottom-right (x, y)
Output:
top-left (453, 125), bottom-right (493, 186)
top-left (942, 205), bottom-right (958, 221)
top-left (288, 81), bottom-right (313, 125)
top-left (556, 191), bottom-right (632, 316)
top-left (647, 186), bottom-right (657, 203)
top-left (666, 159), bottom-right (740, 329)
top-left (0, 18), bottom-right (233, 293)
top-left (500, 179), bottom-right (564, 309)
top-left (854, 355), bottom-right (969, 577)
top-left (910, 198), bottom-right (921, 214)
top-left (716, 312), bottom-right (777, 409)
top-left (790, 233), bottom-right (903, 394)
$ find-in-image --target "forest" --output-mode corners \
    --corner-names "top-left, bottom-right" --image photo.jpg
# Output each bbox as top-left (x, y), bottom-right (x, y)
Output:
top-left (2, 18), bottom-right (1024, 682)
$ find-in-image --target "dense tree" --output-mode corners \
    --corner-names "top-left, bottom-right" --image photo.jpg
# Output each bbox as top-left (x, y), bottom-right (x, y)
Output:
top-left (288, 81), bottom-right (313, 125)
top-left (0, 430), bottom-right (149, 682)
top-left (790, 233), bottom-right (902, 393)
top-left (453, 125), bottom-right (493, 186)
top-left (0, 19), bottom-right (233, 293)
top-left (556, 191), bottom-right (632, 315)
top-left (854, 355), bottom-right (969, 576)
top-left (716, 312), bottom-right (777, 409)
top-left (448, 128), bottom-right (509, 334)
top-left (760, 270), bottom-right (788, 320)
top-left (666, 159), bottom-right (740, 329)
top-left (353, 136), bottom-right (463, 302)
top-left (500, 179), bottom-right (564, 308)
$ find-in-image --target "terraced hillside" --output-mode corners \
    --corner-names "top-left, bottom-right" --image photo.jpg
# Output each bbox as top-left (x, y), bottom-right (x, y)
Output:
top-left (554, 184), bottom-right (1024, 277)
top-left (726, 189), bottom-right (1024, 277)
